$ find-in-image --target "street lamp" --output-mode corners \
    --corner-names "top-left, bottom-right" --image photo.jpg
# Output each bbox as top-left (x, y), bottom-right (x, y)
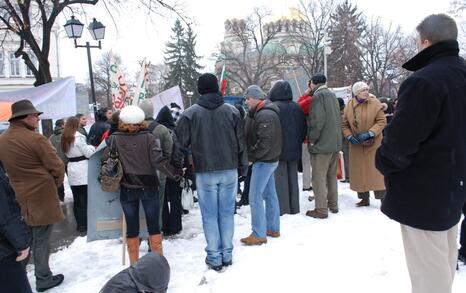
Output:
top-left (64, 16), bottom-right (105, 114)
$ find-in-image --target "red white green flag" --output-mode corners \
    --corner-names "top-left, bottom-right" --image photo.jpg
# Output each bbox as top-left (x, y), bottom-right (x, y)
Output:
top-left (220, 65), bottom-right (228, 96)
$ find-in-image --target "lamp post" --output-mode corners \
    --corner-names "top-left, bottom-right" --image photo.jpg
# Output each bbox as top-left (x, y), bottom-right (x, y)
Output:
top-left (64, 16), bottom-right (105, 114)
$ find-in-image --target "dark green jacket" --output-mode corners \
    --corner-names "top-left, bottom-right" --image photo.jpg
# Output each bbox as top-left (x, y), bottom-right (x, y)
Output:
top-left (308, 85), bottom-right (342, 153)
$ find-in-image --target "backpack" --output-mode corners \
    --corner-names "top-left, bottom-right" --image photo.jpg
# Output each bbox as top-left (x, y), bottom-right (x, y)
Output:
top-left (148, 120), bottom-right (184, 168)
top-left (99, 136), bottom-right (123, 192)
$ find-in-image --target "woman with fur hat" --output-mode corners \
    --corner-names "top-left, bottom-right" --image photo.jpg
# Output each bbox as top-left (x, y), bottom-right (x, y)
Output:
top-left (102, 105), bottom-right (182, 265)
top-left (342, 81), bottom-right (387, 207)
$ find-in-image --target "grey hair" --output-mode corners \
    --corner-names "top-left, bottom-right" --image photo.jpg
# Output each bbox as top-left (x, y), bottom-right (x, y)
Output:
top-left (416, 14), bottom-right (458, 44)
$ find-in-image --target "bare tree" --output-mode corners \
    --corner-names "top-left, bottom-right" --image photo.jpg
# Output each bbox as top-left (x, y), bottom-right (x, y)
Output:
top-left (360, 18), bottom-right (407, 98)
top-left (0, 0), bottom-right (185, 86)
top-left (450, 0), bottom-right (466, 54)
top-left (217, 7), bottom-right (288, 94)
top-left (289, 0), bottom-right (336, 79)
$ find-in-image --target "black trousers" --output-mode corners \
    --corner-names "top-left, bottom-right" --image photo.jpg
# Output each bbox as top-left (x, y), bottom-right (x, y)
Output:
top-left (239, 165), bottom-right (252, 205)
top-left (70, 185), bottom-right (88, 229)
top-left (162, 178), bottom-right (183, 235)
top-left (0, 255), bottom-right (33, 293)
top-left (460, 203), bottom-right (466, 255)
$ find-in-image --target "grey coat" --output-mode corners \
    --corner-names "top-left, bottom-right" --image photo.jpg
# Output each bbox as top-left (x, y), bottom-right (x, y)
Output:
top-left (308, 85), bottom-right (342, 153)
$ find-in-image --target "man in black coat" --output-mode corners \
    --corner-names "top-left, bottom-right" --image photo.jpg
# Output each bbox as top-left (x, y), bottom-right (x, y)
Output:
top-left (88, 107), bottom-right (112, 147)
top-left (375, 14), bottom-right (466, 293)
top-left (0, 164), bottom-right (32, 293)
top-left (269, 80), bottom-right (306, 215)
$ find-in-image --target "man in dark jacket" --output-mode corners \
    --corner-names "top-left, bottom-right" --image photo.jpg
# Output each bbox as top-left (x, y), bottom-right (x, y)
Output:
top-left (306, 74), bottom-right (342, 219)
top-left (100, 252), bottom-right (169, 293)
top-left (88, 107), bottom-right (112, 147)
top-left (240, 85), bottom-right (282, 246)
top-left (375, 14), bottom-right (466, 293)
top-left (0, 165), bottom-right (32, 293)
top-left (269, 80), bottom-right (306, 215)
top-left (176, 73), bottom-right (248, 271)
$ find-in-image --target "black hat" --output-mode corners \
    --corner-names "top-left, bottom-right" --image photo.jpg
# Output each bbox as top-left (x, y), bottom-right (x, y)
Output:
top-left (311, 73), bottom-right (327, 85)
top-left (9, 99), bottom-right (43, 121)
top-left (197, 73), bottom-right (219, 95)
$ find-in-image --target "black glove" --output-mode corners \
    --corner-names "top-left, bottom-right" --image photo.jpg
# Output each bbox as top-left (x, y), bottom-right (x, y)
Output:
top-left (238, 165), bottom-right (248, 177)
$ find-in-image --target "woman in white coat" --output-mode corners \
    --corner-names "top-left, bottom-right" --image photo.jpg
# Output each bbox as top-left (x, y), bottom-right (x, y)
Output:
top-left (61, 116), bottom-right (95, 233)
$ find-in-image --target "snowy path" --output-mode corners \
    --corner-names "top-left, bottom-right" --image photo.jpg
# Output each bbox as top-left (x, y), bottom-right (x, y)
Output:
top-left (27, 180), bottom-right (466, 292)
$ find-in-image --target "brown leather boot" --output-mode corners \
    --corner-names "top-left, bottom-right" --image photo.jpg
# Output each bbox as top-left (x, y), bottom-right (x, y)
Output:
top-left (356, 198), bottom-right (370, 207)
top-left (305, 209), bottom-right (328, 219)
top-left (266, 230), bottom-right (280, 238)
top-left (240, 234), bottom-right (267, 245)
top-left (126, 237), bottom-right (140, 265)
top-left (149, 234), bottom-right (163, 255)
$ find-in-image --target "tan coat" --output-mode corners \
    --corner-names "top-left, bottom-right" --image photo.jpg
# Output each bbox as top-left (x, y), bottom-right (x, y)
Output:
top-left (342, 96), bottom-right (386, 192)
top-left (0, 122), bottom-right (65, 226)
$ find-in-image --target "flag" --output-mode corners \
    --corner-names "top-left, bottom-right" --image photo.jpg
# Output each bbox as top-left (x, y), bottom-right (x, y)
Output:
top-left (132, 59), bottom-right (149, 106)
top-left (109, 54), bottom-right (128, 110)
top-left (220, 65), bottom-right (228, 96)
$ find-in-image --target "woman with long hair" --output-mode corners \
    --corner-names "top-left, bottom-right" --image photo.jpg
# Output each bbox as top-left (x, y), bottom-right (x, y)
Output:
top-left (61, 116), bottom-right (95, 233)
top-left (102, 106), bottom-right (181, 265)
top-left (342, 81), bottom-right (387, 207)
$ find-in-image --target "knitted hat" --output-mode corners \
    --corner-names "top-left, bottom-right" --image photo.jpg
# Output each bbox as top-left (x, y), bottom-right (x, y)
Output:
top-left (244, 85), bottom-right (266, 100)
top-left (120, 105), bottom-right (145, 124)
top-left (138, 99), bottom-right (154, 119)
top-left (352, 81), bottom-right (369, 96)
top-left (311, 73), bottom-right (327, 85)
top-left (197, 73), bottom-right (219, 95)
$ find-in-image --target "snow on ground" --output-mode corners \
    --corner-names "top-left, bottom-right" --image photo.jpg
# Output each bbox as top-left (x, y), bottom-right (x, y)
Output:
top-left (28, 177), bottom-right (466, 293)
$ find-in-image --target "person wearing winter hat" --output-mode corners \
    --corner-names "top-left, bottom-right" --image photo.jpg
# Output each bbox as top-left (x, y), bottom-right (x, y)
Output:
top-left (169, 103), bottom-right (183, 124)
top-left (268, 81), bottom-right (306, 216)
top-left (138, 99), bottom-right (174, 231)
top-left (100, 252), bottom-right (170, 293)
top-left (175, 73), bottom-right (248, 271)
top-left (240, 84), bottom-right (282, 246)
top-left (102, 105), bottom-right (182, 265)
top-left (342, 81), bottom-right (386, 207)
top-left (306, 73), bottom-right (342, 219)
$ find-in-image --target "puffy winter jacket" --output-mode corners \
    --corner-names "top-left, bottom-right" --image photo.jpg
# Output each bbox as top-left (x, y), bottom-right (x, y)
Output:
top-left (245, 100), bottom-right (282, 163)
top-left (66, 132), bottom-right (96, 186)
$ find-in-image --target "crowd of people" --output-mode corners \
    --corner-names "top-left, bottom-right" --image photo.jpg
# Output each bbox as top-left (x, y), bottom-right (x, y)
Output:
top-left (0, 13), bottom-right (465, 293)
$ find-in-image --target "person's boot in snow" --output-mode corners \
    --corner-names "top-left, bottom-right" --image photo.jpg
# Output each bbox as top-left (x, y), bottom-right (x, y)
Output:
top-left (36, 274), bottom-right (64, 292)
top-left (240, 234), bottom-right (267, 245)
top-left (149, 234), bottom-right (163, 255)
top-left (356, 198), bottom-right (370, 207)
top-left (127, 237), bottom-right (140, 265)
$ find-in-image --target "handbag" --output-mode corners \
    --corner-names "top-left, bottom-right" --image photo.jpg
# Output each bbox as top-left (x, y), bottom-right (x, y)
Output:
top-left (99, 136), bottom-right (123, 192)
top-left (181, 178), bottom-right (194, 210)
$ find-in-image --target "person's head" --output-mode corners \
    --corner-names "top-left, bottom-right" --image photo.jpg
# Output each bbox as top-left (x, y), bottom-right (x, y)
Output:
top-left (416, 14), bottom-right (458, 51)
top-left (110, 110), bottom-right (120, 125)
top-left (234, 103), bottom-right (246, 118)
top-left (352, 81), bottom-right (370, 100)
top-left (310, 73), bottom-right (327, 90)
top-left (138, 99), bottom-right (154, 120)
top-left (102, 107), bottom-right (113, 122)
top-left (197, 73), bottom-right (219, 95)
top-left (337, 98), bottom-right (345, 111)
top-left (244, 85), bottom-right (266, 110)
top-left (75, 114), bottom-right (87, 127)
top-left (118, 105), bottom-right (147, 133)
top-left (55, 119), bottom-right (65, 128)
top-left (61, 116), bottom-right (80, 154)
top-left (8, 99), bottom-right (42, 129)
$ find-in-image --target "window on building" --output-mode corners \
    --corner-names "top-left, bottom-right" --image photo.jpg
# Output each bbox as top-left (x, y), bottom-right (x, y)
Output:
top-left (0, 52), bottom-right (4, 76)
top-left (26, 53), bottom-right (37, 77)
top-left (9, 52), bottom-right (21, 76)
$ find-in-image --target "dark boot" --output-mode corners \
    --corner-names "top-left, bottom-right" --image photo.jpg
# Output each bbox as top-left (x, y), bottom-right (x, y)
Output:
top-left (356, 198), bottom-right (370, 207)
top-left (36, 274), bottom-right (64, 292)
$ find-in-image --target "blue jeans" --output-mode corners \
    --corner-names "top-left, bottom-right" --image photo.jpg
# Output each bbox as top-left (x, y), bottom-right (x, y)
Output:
top-left (196, 169), bottom-right (237, 266)
top-left (120, 187), bottom-right (160, 238)
top-left (249, 162), bottom-right (280, 238)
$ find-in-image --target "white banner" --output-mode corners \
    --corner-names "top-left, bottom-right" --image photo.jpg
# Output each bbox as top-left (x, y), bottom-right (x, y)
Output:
top-left (109, 55), bottom-right (128, 110)
top-left (331, 86), bottom-right (352, 104)
top-left (0, 77), bottom-right (76, 120)
top-left (150, 86), bottom-right (184, 117)
top-left (133, 59), bottom-right (149, 106)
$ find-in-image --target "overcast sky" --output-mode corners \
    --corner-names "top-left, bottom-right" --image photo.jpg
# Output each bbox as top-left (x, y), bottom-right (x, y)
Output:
top-left (59, 0), bottom-right (453, 83)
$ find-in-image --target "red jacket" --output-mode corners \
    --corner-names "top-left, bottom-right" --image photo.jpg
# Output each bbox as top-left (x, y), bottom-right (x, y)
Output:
top-left (298, 94), bottom-right (312, 143)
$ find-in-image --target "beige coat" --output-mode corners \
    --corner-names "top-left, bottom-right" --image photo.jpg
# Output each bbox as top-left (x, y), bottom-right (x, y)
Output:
top-left (0, 122), bottom-right (65, 226)
top-left (342, 96), bottom-right (386, 192)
